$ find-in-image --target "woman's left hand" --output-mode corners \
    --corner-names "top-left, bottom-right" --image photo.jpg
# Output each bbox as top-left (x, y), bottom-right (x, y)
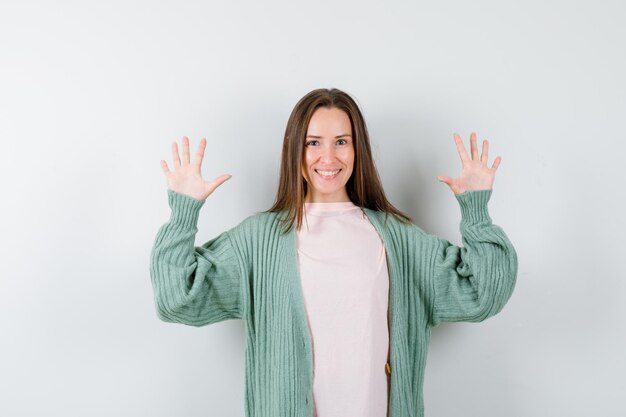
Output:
top-left (437, 132), bottom-right (501, 195)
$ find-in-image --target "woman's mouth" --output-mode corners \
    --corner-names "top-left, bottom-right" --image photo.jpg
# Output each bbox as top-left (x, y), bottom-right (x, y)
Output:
top-left (315, 169), bottom-right (341, 180)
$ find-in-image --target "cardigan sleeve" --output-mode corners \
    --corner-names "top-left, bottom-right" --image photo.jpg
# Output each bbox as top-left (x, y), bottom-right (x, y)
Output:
top-left (428, 189), bottom-right (518, 327)
top-left (149, 190), bottom-right (243, 326)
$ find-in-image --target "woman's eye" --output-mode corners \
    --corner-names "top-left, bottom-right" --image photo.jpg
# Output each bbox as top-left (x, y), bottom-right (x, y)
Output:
top-left (305, 140), bottom-right (318, 146)
top-left (337, 139), bottom-right (347, 145)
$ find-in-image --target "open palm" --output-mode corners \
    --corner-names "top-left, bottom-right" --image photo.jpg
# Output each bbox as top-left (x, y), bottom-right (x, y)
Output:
top-left (160, 136), bottom-right (232, 201)
top-left (437, 132), bottom-right (501, 195)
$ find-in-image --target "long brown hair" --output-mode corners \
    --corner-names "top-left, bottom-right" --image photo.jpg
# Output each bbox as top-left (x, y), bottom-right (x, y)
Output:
top-left (263, 88), bottom-right (412, 234)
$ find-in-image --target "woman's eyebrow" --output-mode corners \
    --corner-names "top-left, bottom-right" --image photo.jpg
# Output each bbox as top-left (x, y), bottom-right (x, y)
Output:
top-left (305, 134), bottom-right (352, 138)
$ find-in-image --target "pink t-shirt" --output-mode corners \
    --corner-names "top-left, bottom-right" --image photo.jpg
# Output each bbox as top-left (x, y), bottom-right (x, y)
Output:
top-left (296, 201), bottom-right (390, 417)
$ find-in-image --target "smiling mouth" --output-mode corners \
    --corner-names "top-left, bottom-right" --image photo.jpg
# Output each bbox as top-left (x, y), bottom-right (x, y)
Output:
top-left (315, 169), bottom-right (341, 179)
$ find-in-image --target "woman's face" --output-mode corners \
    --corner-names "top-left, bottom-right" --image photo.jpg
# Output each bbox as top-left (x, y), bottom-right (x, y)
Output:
top-left (301, 107), bottom-right (355, 203)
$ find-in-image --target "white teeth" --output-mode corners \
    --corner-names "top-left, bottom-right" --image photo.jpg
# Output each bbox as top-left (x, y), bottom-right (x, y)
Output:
top-left (316, 169), bottom-right (340, 176)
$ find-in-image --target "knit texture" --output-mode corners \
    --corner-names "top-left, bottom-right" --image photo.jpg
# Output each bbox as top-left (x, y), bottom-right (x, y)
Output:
top-left (149, 188), bottom-right (518, 417)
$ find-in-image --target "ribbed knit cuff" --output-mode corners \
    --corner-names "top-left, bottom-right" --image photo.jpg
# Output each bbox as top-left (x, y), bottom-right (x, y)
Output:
top-left (167, 189), bottom-right (206, 228)
top-left (454, 189), bottom-right (492, 224)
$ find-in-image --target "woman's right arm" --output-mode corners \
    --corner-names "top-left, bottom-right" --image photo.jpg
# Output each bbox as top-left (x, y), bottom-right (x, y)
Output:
top-left (149, 190), bottom-right (242, 326)
top-left (149, 136), bottom-right (241, 326)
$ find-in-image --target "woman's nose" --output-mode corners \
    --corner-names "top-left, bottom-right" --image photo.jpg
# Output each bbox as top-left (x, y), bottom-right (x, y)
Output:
top-left (321, 144), bottom-right (336, 161)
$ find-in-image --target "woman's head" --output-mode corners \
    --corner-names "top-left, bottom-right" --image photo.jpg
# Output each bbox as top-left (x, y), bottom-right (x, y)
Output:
top-left (301, 106), bottom-right (354, 203)
top-left (265, 87), bottom-right (412, 233)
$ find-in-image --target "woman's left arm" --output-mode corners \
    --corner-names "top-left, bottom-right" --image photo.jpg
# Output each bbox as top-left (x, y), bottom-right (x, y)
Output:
top-left (429, 189), bottom-right (518, 326)
top-left (428, 133), bottom-right (518, 326)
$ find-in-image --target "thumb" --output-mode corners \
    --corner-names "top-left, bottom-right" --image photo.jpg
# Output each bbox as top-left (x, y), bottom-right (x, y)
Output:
top-left (214, 174), bottom-right (232, 187)
top-left (205, 174), bottom-right (232, 197)
top-left (437, 176), bottom-right (457, 194)
top-left (437, 175), bottom-right (452, 185)
top-left (437, 176), bottom-right (462, 195)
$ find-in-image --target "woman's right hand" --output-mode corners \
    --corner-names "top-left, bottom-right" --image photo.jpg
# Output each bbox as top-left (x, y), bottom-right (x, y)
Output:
top-left (160, 136), bottom-right (232, 201)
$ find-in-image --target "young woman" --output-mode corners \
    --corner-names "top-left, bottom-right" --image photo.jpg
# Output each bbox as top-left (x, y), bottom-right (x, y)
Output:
top-left (150, 88), bottom-right (518, 417)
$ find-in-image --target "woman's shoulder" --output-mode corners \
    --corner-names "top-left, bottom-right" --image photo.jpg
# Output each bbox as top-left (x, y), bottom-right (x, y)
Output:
top-left (227, 210), bottom-right (288, 237)
top-left (362, 207), bottom-right (432, 241)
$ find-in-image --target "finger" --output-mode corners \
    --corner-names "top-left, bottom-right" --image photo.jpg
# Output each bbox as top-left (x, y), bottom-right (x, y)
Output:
top-left (171, 141), bottom-right (181, 168)
top-left (207, 174), bottom-right (232, 194)
top-left (182, 136), bottom-right (191, 165)
top-left (437, 175), bottom-right (458, 194)
top-left (192, 138), bottom-right (206, 168)
top-left (453, 133), bottom-right (470, 164)
top-left (160, 160), bottom-right (170, 174)
top-left (437, 175), bottom-right (453, 185)
top-left (215, 174), bottom-right (232, 186)
top-left (481, 139), bottom-right (489, 164)
top-left (492, 156), bottom-right (501, 170)
top-left (470, 132), bottom-right (478, 160)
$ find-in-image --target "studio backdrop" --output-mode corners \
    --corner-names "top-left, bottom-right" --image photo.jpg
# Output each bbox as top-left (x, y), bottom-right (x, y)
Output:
top-left (1, 1), bottom-right (624, 416)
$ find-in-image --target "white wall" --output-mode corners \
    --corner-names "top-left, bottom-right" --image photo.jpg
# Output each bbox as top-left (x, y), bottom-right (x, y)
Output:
top-left (1, 1), bottom-right (624, 416)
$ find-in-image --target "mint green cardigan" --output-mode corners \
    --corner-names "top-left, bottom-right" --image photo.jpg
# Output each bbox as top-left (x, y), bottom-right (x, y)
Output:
top-left (150, 188), bottom-right (518, 417)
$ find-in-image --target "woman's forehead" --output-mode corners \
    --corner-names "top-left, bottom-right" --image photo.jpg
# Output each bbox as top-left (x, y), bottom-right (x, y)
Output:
top-left (306, 108), bottom-right (352, 136)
